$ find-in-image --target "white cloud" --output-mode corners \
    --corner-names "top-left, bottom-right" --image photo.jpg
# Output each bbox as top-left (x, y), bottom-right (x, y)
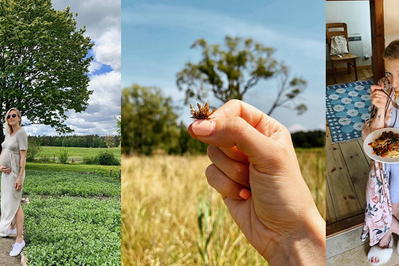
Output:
top-left (52, 0), bottom-right (121, 40)
top-left (89, 61), bottom-right (103, 74)
top-left (288, 124), bottom-right (307, 133)
top-left (23, 124), bottom-right (58, 136)
top-left (93, 30), bottom-right (121, 71)
top-left (88, 70), bottom-right (121, 108)
top-left (64, 70), bottom-right (121, 135)
top-left (53, 0), bottom-right (121, 73)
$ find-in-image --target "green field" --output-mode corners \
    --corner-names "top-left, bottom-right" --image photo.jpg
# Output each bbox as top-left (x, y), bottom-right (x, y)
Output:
top-left (37, 146), bottom-right (121, 162)
top-left (24, 170), bottom-right (121, 197)
top-left (27, 162), bottom-right (120, 176)
top-left (24, 196), bottom-right (120, 265)
top-left (0, 163), bottom-right (121, 265)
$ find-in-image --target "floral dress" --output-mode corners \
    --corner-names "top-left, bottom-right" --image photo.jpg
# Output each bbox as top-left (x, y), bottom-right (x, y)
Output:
top-left (361, 77), bottom-right (395, 246)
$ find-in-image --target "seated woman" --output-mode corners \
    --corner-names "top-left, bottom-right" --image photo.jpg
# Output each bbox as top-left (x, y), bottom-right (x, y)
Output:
top-left (362, 39), bottom-right (399, 265)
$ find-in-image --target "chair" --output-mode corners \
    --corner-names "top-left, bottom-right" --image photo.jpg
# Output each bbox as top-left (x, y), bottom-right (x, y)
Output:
top-left (326, 23), bottom-right (358, 83)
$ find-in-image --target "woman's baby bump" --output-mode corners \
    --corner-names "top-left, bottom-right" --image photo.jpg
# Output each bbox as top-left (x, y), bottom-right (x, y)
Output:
top-left (1, 149), bottom-right (13, 169)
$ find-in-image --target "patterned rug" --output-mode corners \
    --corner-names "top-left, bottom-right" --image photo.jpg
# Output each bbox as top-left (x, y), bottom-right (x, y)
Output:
top-left (326, 80), bottom-right (374, 143)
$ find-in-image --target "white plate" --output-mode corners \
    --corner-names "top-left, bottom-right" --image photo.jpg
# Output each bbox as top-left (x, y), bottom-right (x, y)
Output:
top-left (363, 127), bottom-right (399, 164)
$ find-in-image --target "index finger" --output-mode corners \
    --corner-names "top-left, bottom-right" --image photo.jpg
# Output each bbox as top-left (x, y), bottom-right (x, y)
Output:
top-left (371, 83), bottom-right (384, 92)
top-left (189, 99), bottom-right (284, 138)
top-left (188, 100), bottom-right (292, 165)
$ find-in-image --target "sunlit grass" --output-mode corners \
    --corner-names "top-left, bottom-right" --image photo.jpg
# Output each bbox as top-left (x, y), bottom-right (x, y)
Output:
top-left (122, 151), bottom-right (325, 266)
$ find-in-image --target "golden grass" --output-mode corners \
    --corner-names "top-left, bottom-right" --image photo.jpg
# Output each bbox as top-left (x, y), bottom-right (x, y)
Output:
top-left (296, 149), bottom-right (326, 218)
top-left (122, 151), bottom-right (326, 266)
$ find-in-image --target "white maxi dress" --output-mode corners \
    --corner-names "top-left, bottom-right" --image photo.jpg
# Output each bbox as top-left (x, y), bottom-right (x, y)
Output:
top-left (0, 129), bottom-right (27, 236)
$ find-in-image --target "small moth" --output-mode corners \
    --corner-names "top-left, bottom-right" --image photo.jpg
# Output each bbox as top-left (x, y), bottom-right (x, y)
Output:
top-left (190, 101), bottom-right (216, 120)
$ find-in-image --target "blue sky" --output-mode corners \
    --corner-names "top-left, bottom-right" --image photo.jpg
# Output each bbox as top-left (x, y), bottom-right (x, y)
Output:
top-left (24, 0), bottom-right (121, 136)
top-left (122, 0), bottom-right (325, 132)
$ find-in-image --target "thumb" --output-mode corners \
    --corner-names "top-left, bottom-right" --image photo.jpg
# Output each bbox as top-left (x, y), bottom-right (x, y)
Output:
top-left (189, 116), bottom-right (293, 172)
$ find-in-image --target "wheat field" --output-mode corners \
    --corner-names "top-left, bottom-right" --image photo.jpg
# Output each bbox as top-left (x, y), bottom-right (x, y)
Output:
top-left (122, 150), bottom-right (325, 266)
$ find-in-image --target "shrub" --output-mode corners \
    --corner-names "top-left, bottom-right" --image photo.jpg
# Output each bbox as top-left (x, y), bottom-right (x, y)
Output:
top-left (27, 138), bottom-right (42, 162)
top-left (38, 156), bottom-right (52, 163)
top-left (58, 149), bottom-right (68, 164)
top-left (82, 156), bottom-right (99, 165)
top-left (97, 151), bottom-right (120, 166)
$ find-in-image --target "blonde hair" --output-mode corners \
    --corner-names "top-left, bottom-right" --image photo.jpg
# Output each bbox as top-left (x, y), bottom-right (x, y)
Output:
top-left (383, 39), bottom-right (399, 60)
top-left (5, 108), bottom-right (22, 135)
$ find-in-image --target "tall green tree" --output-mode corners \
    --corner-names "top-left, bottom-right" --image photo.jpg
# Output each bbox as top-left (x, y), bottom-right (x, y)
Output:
top-left (122, 84), bottom-right (179, 155)
top-left (115, 114), bottom-right (121, 146)
top-left (177, 36), bottom-right (307, 115)
top-left (0, 0), bottom-right (93, 143)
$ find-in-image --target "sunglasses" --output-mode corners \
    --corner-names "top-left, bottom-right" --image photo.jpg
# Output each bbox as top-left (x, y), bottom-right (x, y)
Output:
top-left (7, 114), bottom-right (17, 119)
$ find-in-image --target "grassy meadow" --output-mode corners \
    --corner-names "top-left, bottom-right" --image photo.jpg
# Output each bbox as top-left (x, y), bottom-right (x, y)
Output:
top-left (37, 146), bottom-right (121, 163)
top-left (122, 148), bottom-right (325, 266)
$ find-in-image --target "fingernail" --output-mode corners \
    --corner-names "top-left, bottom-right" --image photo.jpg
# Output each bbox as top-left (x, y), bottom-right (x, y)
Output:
top-left (191, 120), bottom-right (216, 136)
top-left (239, 188), bottom-right (251, 200)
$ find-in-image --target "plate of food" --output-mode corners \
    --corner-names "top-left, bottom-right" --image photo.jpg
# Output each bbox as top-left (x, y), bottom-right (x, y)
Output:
top-left (364, 127), bottom-right (399, 163)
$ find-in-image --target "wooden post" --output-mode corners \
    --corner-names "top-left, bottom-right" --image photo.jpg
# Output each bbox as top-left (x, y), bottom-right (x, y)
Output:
top-left (370, 0), bottom-right (385, 82)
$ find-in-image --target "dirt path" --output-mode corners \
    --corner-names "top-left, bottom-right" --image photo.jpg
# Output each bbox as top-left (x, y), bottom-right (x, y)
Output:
top-left (0, 236), bottom-right (21, 266)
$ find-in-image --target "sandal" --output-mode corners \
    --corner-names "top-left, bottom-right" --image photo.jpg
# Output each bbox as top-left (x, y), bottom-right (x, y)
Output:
top-left (368, 236), bottom-right (394, 265)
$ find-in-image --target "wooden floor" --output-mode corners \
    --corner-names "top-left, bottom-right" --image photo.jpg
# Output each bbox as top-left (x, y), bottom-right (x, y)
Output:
top-left (326, 125), bottom-right (370, 235)
top-left (326, 65), bottom-right (373, 86)
top-left (326, 66), bottom-right (373, 236)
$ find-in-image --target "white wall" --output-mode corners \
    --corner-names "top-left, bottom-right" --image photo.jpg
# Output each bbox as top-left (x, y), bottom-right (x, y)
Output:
top-left (326, 1), bottom-right (372, 69)
top-left (385, 0), bottom-right (399, 46)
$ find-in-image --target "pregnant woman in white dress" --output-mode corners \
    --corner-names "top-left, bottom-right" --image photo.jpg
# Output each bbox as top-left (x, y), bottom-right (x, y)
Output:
top-left (0, 108), bottom-right (28, 256)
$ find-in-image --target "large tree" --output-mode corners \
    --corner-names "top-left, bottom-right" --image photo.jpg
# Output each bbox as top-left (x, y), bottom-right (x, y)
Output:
top-left (177, 36), bottom-right (307, 115)
top-left (0, 0), bottom-right (93, 142)
top-left (121, 84), bottom-right (180, 155)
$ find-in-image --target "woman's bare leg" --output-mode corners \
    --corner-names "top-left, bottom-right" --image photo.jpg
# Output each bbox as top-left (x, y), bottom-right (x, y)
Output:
top-left (393, 203), bottom-right (399, 220)
top-left (9, 217), bottom-right (15, 230)
top-left (370, 216), bottom-right (399, 264)
top-left (14, 204), bottom-right (24, 243)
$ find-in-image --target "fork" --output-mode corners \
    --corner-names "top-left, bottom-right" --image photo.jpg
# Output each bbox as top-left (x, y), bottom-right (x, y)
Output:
top-left (380, 89), bottom-right (399, 109)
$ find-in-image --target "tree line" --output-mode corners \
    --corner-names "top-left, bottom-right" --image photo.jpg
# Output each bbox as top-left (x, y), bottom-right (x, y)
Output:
top-left (291, 130), bottom-right (325, 148)
top-left (29, 135), bottom-right (120, 148)
top-left (122, 84), bottom-right (324, 156)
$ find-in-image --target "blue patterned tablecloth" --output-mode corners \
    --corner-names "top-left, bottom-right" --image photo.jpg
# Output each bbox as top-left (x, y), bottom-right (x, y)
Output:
top-left (326, 80), bottom-right (374, 143)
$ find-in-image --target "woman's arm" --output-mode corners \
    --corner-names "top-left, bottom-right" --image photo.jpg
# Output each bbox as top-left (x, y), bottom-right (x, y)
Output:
top-left (369, 107), bottom-right (386, 133)
top-left (15, 150), bottom-right (27, 192)
top-left (369, 83), bottom-right (389, 132)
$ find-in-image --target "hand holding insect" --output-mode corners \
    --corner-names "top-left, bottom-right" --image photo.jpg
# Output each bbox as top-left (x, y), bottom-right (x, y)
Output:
top-left (190, 101), bottom-right (216, 120)
top-left (188, 99), bottom-right (325, 266)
